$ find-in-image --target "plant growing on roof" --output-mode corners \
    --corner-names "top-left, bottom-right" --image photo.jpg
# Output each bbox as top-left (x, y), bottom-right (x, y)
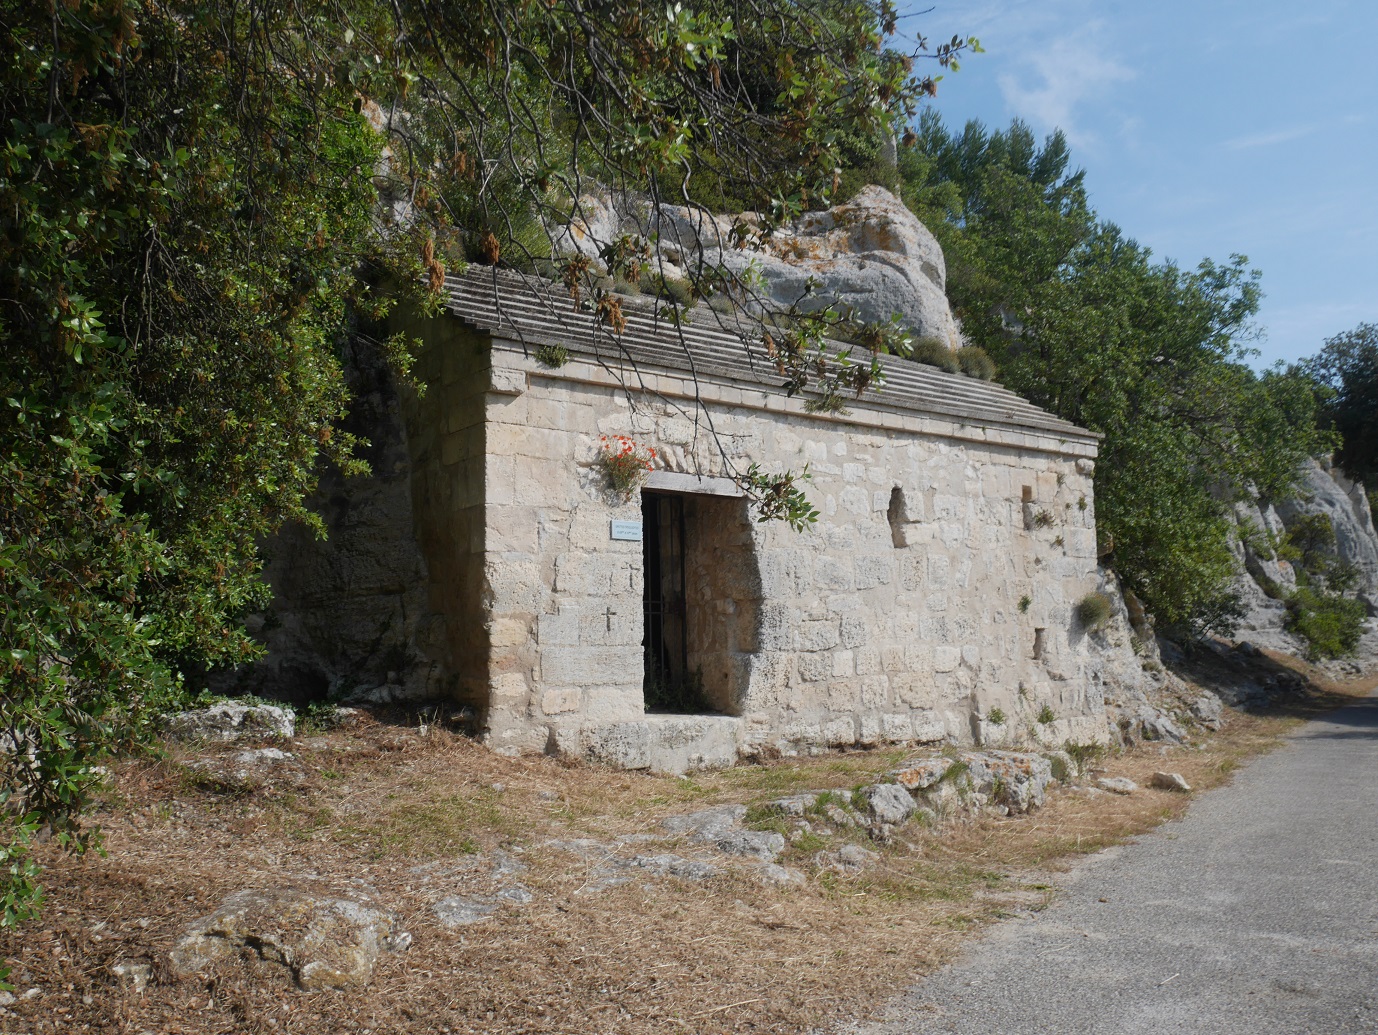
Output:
top-left (598, 435), bottom-right (656, 500)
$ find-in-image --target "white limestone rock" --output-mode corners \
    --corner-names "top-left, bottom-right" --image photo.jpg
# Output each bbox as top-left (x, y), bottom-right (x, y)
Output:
top-left (1150, 771), bottom-right (1192, 792)
top-left (1275, 459), bottom-right (1378, 613)
top-left (1096, 776), bottom-right (1138, 795)
top-left (165, 703), bottom-right (295, 742)
top-left (168, 885), bottom-right (405, 990)
top-left (861, 782), bottom-right (917, 826)
top-left (572, 185), bottom-right (964, 348)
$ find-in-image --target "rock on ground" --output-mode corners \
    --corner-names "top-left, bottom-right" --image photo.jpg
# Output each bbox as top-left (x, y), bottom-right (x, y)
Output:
top-left (1151, 772), bottom-right (1192, 792)
top-left (168, 884), bottom-right (406, 990)
top-left (862, 783), bottom-right (917, 826)
top-left (165, 703), bottom-right (295, 742)
top-left (1096, 777), bottom-right (1139, 796)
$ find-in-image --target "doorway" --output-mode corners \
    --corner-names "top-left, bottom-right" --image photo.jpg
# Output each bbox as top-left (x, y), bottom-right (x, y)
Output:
top-left (641, 490), bottom-right (759, 715)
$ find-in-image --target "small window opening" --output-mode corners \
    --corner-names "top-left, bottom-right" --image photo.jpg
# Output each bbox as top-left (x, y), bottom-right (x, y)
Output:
top-left (887, 486), bottom-right (907, 548)
top-left (1022, 485), bottom-right (1036, 530)
top-left (1022, 485), bottom-right (1034, 503)
top-left (1033, 627), bottom-right (1047, 661)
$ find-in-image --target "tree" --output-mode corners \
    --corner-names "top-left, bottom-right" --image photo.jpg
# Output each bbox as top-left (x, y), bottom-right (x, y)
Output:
top-left (1301, 323), bottom-right (1378, 488)
top-left (1, 0), bottom-right (965, 935)
top-left (895, 114), bottom-right (1332, 631)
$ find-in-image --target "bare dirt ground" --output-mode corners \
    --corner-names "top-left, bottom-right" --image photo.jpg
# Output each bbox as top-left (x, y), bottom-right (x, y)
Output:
top-left (3, 649), bottom-right (1373, 1035)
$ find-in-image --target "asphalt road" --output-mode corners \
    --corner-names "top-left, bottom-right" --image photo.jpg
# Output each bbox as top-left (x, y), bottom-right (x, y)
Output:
top-left (840, 695), bottom-right (1378, 1035)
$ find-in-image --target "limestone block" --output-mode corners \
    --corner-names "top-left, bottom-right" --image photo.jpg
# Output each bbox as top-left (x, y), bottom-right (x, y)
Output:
top-left (839, 613), bottom-right (868, 649)
top-left (927, 553), bottom-right (950, 588)
top-left (796, 654), bottom-right (832, 683)
top-left (491, 672), bottom-right (529, 703)
top-left (840, 486), bottom-right (871, 515)
top-left (540, 647), bottom-right (640, 686)
top-left (831, 650), bottom-right (855, 678)
top-left (881, 713), bottom-right (913, 743)
top-left (798, 619), bottom-right (841, 652)
top-left (814, 555), bottom-right (855, 591)
top-left (823, 717), bottom-right (856, 746)
top-left (854, 554), bottom-right (893, 590)
top-left (859, 675), bottom-right (889, 708)
top-left (537, 607), bottom-right (582, 647)
top-left (489, 617), bottom-right (531, 649)
top-left (912, 711), bottom-right (946, 743)
top-left (485, 557), bottom-right (543, 613)
top-left (541, 687), bottom-right (582, 715)
top-left (757, 602), bottom-right (795, 650)
top-left (582, 683), bottom-right (647, 724)
top-left (933, 646), bottom-right (960, 673)
top-left (857, 715), bottom-right (882, 747)
top-left (855, 646), bottom-right (882, 675)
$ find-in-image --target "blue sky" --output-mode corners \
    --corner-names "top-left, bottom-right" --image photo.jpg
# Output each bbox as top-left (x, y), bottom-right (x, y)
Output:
top-left (901, 0), bottom-right (1378, 367)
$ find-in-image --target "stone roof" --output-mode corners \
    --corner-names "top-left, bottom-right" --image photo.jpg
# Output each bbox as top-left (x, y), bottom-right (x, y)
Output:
top-left (442, 266), bottom-right (1099, 444)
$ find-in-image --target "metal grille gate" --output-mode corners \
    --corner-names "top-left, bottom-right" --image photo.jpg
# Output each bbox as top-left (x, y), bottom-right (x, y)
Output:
top-left (641, 492), bottom-right (688, 706)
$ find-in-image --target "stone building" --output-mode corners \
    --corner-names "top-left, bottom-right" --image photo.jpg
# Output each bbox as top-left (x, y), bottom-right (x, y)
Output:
top-left (385, 267), bottom-right (1108, 772)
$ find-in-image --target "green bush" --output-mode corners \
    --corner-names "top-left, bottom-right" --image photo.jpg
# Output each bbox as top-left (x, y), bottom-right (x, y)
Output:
top-left (535, 343), bottom-right (569, 368)
top-left (1285, 588), bottom-right (1366, 659)
top-left (1076, 591), bottom-right (1114, 631)
top-left (911, 337), bottom-right (961, 374)
top-left (956, 345), bottom-right (996, 380)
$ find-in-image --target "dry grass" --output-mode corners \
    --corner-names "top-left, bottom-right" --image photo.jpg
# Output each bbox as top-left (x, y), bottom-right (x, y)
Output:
top-left (2, 654), bottom-right (1372, 1035)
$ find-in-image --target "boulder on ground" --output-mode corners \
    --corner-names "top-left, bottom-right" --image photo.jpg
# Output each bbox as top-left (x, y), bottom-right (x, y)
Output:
top-left (861, 782), bottom-right (917, 826)
top-left (168, 884), bottom-right (406, 990)
top-left (165, 702), bottom-right (294, 742)
top-left (1151, 772), bottom-right (1192, 792)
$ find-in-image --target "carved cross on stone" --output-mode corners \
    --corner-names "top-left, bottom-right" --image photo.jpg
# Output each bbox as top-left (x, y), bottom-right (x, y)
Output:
top-left (604, 605), bottom-right (617, 631)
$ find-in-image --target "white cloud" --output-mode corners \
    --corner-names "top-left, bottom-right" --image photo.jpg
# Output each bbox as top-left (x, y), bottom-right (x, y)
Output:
top-left (1223, 125), bottom-right (1319, 151)
top-left (994, 22), bottom-right (1135, 147)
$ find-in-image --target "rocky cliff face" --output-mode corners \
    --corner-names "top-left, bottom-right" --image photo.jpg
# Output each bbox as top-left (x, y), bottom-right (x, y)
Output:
top-left (1230, 457), bottom-right (1378, 668)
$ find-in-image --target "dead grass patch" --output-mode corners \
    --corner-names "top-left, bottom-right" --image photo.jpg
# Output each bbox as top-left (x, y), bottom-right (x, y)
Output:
top-left (1, 670), bottom-right (1369, 1035)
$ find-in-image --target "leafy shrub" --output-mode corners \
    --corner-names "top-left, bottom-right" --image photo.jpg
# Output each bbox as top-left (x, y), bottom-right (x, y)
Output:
top-left (956, 345), bottom-right (996, 380)
top-left (1036, 704), bottom-right (1056, 725)
top-left (987, 707), bottom-right (1007, 725)
top-left (1064, 741), bottom-right (1105, 773)
top-left (1076, 591), bottom-right (1114, 631)
top-left (1018, 594), bottom-right (1032, 613)
top-left (639, 271), bottom-right (694, 306)
top-left (1285, 588), bottom-right (1366, 659)
top-left (535, 343), bottom-right (569, 368)
top-left (911, 337), bottom-right (960, 373)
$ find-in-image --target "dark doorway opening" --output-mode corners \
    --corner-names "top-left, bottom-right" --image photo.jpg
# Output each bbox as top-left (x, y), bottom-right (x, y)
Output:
top-left (641, 490), bottom-right (760, 715)
top-left (642, 492), bottom-right (700, 712)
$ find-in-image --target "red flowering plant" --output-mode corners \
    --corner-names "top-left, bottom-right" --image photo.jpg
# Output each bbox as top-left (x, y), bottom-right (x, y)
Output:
top-left (598, 435), bottom-right (657, 499)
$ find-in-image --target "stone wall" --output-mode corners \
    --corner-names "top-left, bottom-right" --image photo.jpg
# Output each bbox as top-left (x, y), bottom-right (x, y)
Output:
top-left (209, 335), bottom-right (446, 706)
top-left (465, 337), bottom-right (1108, 764)
top-left (396, 310), bottom-right (496, 709)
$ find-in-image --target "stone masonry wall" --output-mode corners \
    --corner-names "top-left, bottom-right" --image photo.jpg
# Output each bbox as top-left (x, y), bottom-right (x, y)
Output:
top-left (395, 310), bottom-right (494, 708)
top-left (473, 337), bottom-right (1107, 761)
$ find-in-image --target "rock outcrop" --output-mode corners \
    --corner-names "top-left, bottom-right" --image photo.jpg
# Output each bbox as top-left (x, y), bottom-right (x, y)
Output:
top-left (1230, 457), bottom-right (1378, 665)
top-left (168, 884), bottom-right (408, 990)
top-left (562, 184), bottom-right (964, 348)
